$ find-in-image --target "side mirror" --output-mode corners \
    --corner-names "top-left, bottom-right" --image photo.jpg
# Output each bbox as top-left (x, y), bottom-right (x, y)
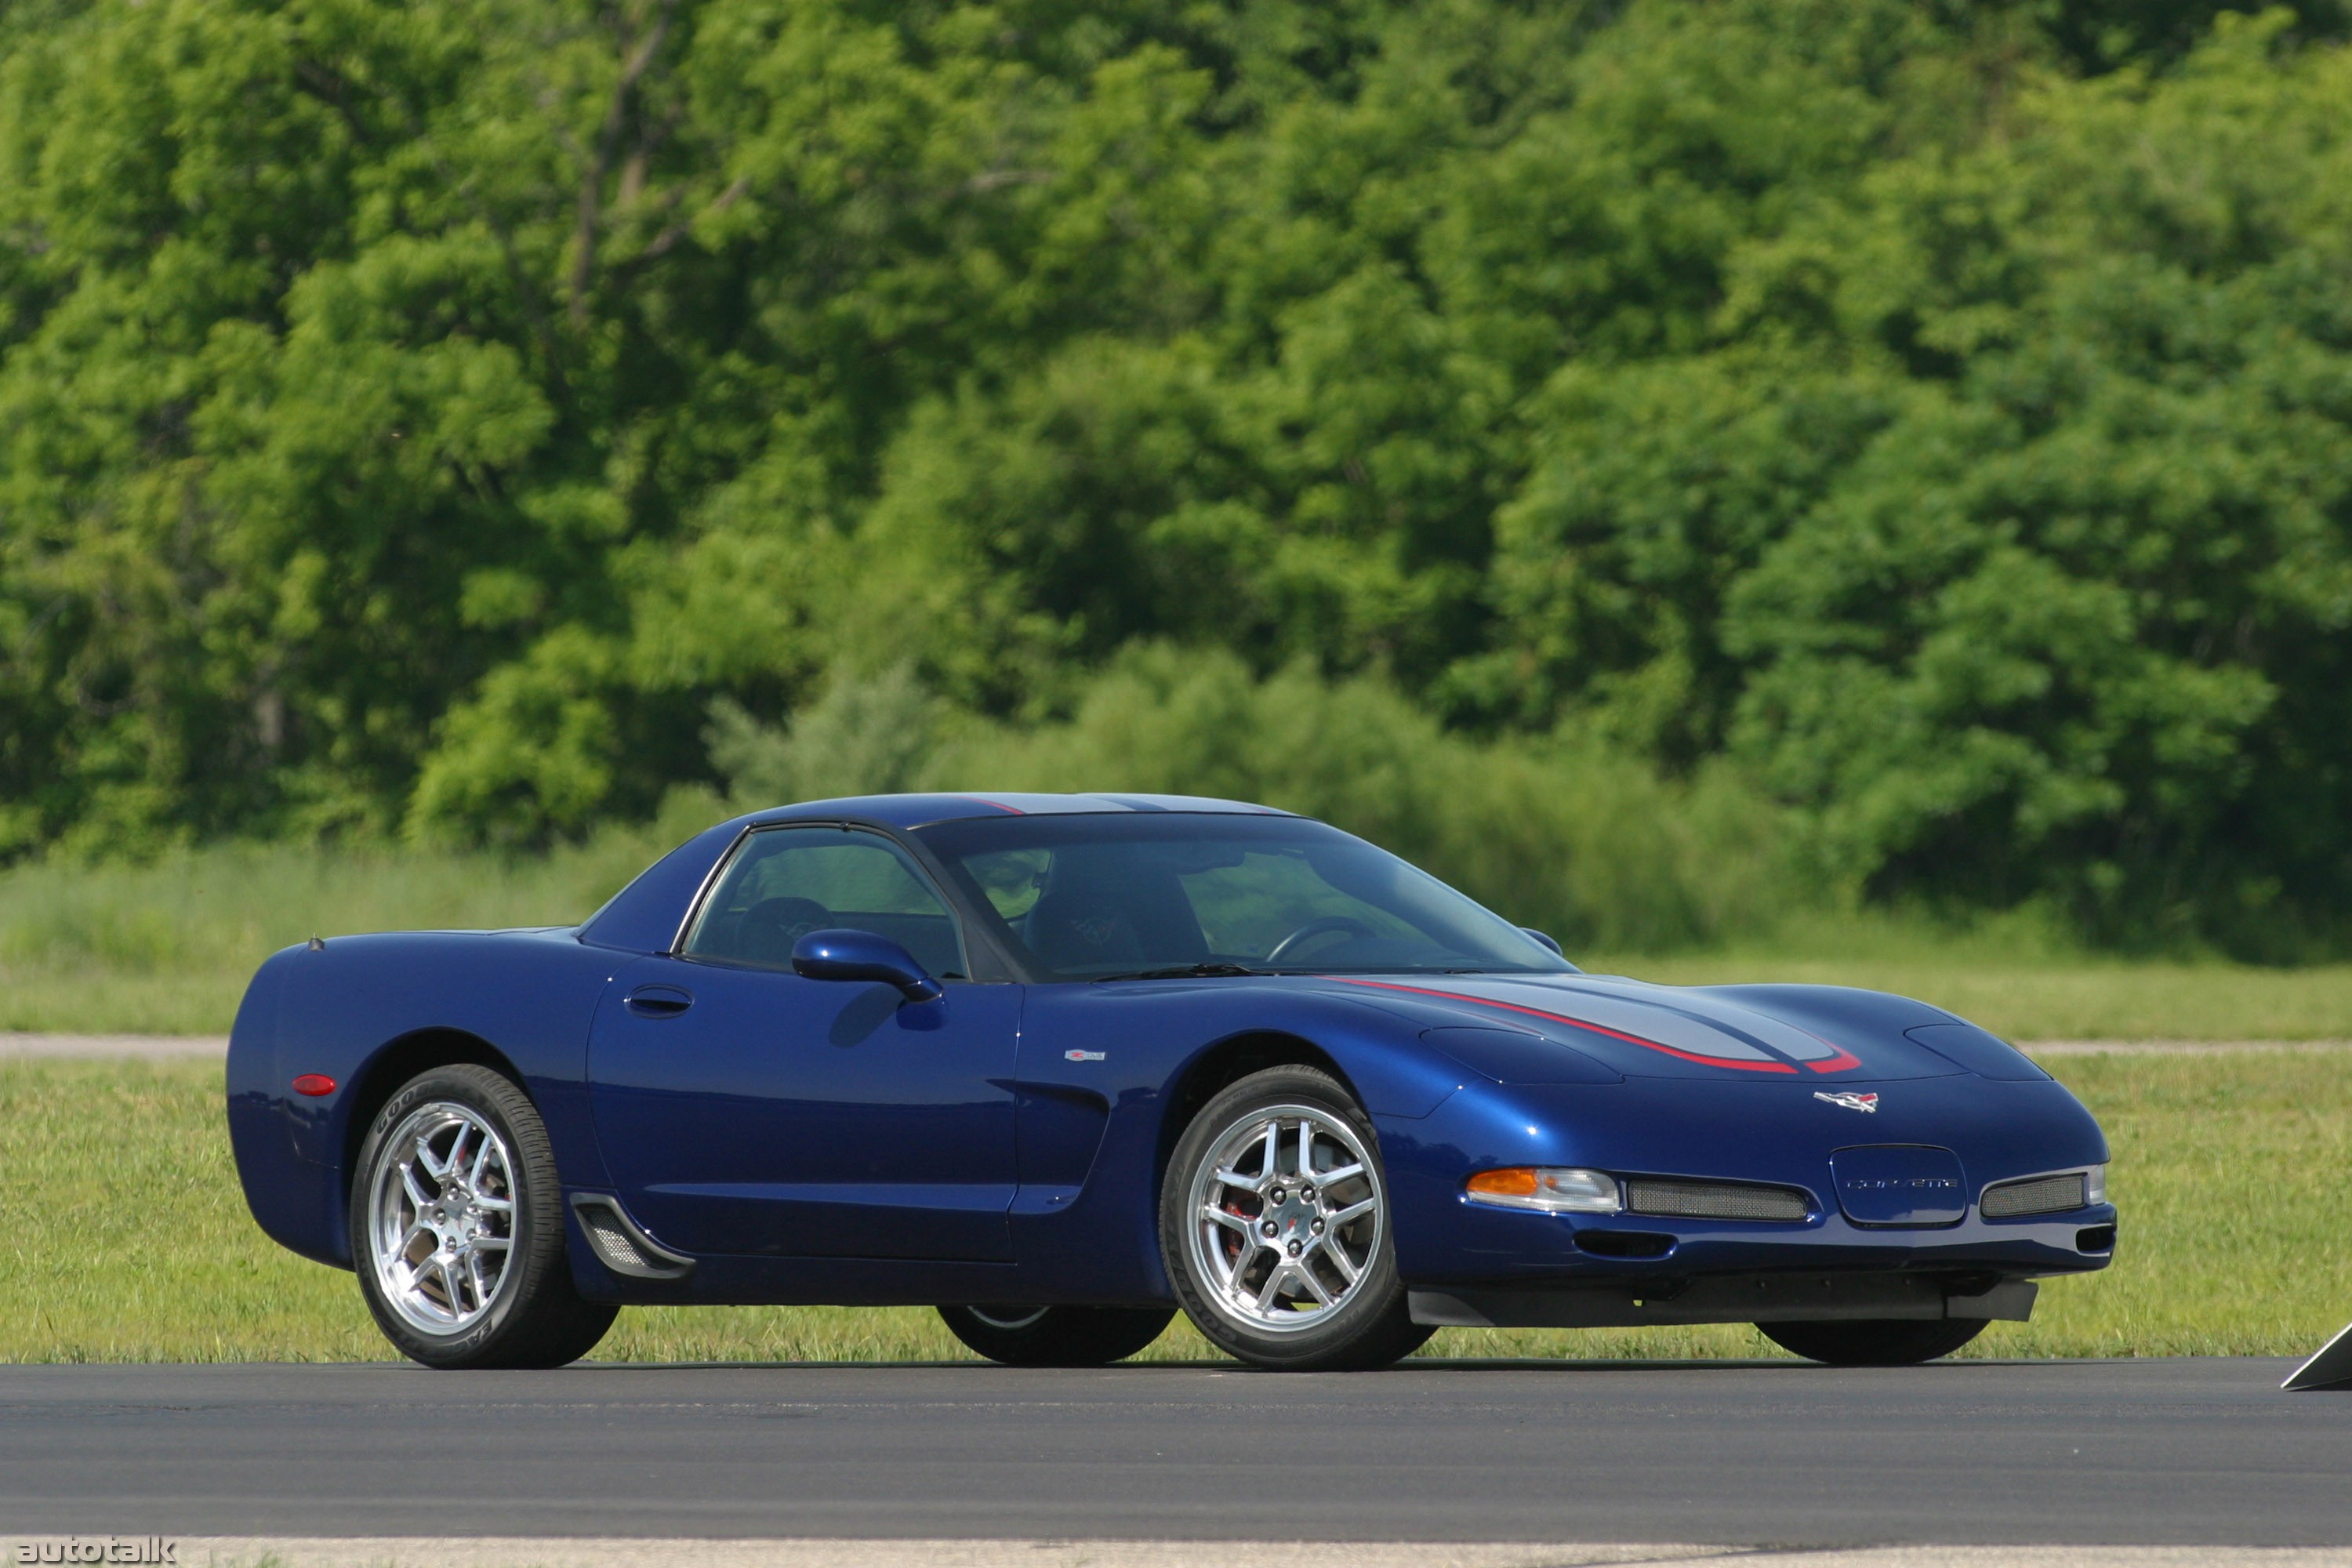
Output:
top-left (791, 928), bottom-right (944, 1003)
top-left (1520, 927), bottom-right (1565, 956)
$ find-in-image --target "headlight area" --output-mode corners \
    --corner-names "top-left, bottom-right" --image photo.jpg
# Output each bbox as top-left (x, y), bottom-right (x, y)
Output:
top-left (1465, 1167), bottom-right (1621, 1214)
top-left (1465, 1167), bottom-right (1816, 1224)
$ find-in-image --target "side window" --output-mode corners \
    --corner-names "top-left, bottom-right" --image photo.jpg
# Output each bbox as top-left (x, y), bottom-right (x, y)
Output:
top-left (682, 828), bottom-right (967, 979)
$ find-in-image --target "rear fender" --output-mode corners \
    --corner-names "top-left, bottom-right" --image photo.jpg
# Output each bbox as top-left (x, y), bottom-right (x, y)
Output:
top-left (226, 929), bottom-right (622, 1267)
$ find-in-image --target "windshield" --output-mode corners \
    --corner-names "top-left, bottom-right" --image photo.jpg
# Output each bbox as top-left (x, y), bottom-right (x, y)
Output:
top-left (914, 812), bottom-right (1575, 980)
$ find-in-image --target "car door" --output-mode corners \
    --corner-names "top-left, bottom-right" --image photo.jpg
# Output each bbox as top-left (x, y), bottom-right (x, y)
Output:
top-left (587, 824), bottom-right (1022, 1262)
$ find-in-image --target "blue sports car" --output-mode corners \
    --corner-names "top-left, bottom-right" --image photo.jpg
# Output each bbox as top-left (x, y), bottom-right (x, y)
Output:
top-left (227, 793), bottom-right (2115, 1371)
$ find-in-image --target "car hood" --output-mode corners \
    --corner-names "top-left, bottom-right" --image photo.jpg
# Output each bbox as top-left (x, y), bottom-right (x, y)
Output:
top-left (1320, 972), bottom-right (1978, 1082)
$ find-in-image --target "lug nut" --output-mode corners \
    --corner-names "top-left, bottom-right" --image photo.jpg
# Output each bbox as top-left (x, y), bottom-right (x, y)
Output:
top-left (1269, 1187), bottom-right (1285, 1203)
top-left (1301, 1186), bottom-right (1316, 1202)
top-left (1287, 1240), bottom-right (1302, 1257)
top-left (1261, 1221), bottom-right (1279, 1237)
top-left (1311, 1218), bottom-right (1325, 1234)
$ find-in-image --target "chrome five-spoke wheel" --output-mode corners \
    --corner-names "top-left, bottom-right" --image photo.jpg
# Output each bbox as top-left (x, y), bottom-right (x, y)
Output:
top-left (1186, 1103), bottom-right (1384, 1332)
top-left (350, 1064), bottom-right (616, 1369)
top-left (366, 1101), bottom-right (519, 1335)
top-left (1162, 1064), bottom-right (1432, 1370)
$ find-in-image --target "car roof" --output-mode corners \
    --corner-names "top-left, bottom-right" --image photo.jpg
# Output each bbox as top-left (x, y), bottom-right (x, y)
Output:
top-left (742, 792), bottom-right (1297, 831)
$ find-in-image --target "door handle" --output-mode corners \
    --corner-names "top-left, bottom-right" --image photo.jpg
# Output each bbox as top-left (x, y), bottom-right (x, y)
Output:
top-left (624, 984), bottom-right (695, 1019)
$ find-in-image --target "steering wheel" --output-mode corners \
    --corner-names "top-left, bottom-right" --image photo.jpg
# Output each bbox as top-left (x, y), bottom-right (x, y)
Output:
top-left (1265, 915), bottom-right (1378, 965)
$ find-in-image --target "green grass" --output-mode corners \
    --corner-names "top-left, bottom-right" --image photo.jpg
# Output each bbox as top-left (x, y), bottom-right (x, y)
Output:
top-left (4, 1052), bottom-right (2345, 1364)
top-left (1591, 955), bottom-right (2352, 1043)
top-left (6, 834), bottom-right (2352, 1040)
top-left (0, 822), bottom-right (702, 1036)
top-left (1581, 907), bottom-right (2352, 1041)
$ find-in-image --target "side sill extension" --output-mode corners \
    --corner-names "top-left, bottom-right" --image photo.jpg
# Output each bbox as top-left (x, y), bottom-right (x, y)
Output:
top-left (569, 1192), bottom-right (696, 1281)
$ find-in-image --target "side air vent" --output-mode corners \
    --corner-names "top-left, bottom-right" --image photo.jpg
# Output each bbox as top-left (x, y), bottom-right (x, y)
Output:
top-left (569, 1194), bottom-right (695, 1280)
top-left (1980, 1173), bottom-right (2088, 1219)
top-left (1624, 1178), bottom-right (1811, 1223)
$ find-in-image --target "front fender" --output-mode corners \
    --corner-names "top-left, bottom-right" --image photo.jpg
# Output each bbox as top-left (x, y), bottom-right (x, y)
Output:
top-left (1006, 982), bottom-right (1476, 1300)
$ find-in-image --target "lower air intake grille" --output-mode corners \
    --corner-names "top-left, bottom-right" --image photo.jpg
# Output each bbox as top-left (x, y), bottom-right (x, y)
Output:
top-left (1980, 1173), bottom-right (2088, 1218)
top-left (1624, 1178), bottom-right (1811, 1223)
top-left (586, 1217), bottom-right (647, 1271)
top-left (568, 1193), bottom-right (695, 1279)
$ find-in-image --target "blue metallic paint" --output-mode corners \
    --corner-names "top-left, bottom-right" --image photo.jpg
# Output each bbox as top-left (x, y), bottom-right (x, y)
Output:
top-left (225, 793), bottom-right (2114, 1319)
top-left (588, 956), bottom-right (1022, 1261)
top-left (1830, 1145), bottom-right (1972, 1227)
top-left (788, 928), bottom-right (946, 1001)
top-left (229, 927), bottom-right (625, 1269)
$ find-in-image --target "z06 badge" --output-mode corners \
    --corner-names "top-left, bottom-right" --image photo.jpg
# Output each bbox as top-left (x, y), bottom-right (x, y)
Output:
top-left (1814, 1091), bottom-right (1880, 1113)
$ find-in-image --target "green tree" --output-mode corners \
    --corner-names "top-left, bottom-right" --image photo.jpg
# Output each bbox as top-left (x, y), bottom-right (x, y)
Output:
top-left (2, 0), bottom-right (2348, 951)
top-left (1490, 15), bottom-right (2352, 946)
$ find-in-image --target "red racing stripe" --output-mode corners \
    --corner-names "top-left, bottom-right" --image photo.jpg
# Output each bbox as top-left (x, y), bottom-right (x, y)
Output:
top-left (1331, 976), bottom-right (1802, 1074)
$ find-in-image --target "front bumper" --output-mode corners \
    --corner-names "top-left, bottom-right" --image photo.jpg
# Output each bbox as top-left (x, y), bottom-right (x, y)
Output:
top-left (1410, 1269), bottom-right (2044, 1330)
top-left (1377, 1072), bottom-right (2117, 1308)
top-left (1396, 1199), bottom-right (2116, 1328)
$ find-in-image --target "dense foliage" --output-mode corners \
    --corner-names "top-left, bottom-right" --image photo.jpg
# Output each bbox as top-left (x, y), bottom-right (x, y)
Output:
top-left (2, 0), bottom-right (2349, 951)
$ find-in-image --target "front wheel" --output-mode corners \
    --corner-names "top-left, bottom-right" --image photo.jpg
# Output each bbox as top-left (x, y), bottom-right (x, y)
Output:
top-left (936, 1304), bottom-right (1174, 1367)
top-left (1160, 1065), bottom-right (1432, 1371)
top-left (351, 1064), bottom-right (617, 1369)
top-left (1759, 1317), bottom-right (1989, 1367)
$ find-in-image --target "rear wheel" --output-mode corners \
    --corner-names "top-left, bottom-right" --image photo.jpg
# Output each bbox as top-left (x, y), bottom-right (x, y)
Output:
top-left (1759, 1317), bottom-right (1989, 1367)
top-left (936, 1304), bottom-right (1174, 1367)
top-left (1160, 1065), bottom-right (1432, 1371)
top-left (351, 1064), bottom-right (617, 1369)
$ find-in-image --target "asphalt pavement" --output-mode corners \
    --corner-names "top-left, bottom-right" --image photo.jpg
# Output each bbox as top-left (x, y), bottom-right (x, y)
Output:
top-left (3, 1358), bottom-right (2347, 1546)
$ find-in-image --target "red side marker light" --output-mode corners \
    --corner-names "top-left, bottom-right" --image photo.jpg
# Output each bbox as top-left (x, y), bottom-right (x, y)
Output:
top-left (292, 1074), bottom-right (337, 1098)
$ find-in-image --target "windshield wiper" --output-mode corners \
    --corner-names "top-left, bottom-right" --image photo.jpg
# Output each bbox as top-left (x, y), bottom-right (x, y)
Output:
top-left (1091, 962), bottom-right (1272, 982)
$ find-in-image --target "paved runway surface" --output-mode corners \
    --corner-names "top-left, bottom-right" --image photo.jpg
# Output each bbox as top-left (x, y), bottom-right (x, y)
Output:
top-left (5, 1359), bottom-right (2348, 1546)
top-left (16, 1541), bottom-right (2352, 1568)
top-left (0, 1032), bottom-right (227, 1058)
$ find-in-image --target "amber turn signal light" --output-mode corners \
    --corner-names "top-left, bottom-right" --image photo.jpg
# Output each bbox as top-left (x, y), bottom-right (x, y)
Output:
top-left (1466, 1167), bottom-right (1540, 1199)
top-left (1465, 1166), bottom-right (1621, 1214)
top-left (292, 1073), bottom-right (337, 1097)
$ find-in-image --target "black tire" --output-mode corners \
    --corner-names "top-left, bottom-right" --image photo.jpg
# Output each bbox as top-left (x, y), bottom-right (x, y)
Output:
top-left (350, 1064), bottom-right (617, 1370)
top-left (1759, 1317), bottom-right (1990, 1367)
top-left (937, 1304), bottom-right (1175, 1367)
top-left (1159, 1064), bottom-right (1432, 1371)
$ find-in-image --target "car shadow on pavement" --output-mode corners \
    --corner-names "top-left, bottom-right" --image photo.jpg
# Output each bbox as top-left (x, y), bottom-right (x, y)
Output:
top-left (555, 1354), bottom-right (2159, 1375)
